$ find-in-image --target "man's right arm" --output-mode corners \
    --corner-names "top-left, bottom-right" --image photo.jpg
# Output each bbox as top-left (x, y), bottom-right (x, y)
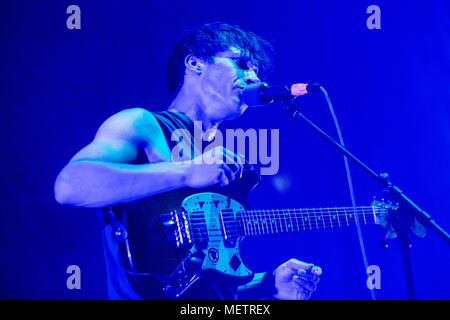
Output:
top-left (54, 108), bottom-right (193, 208)
top-left (54, 108), bottom-right (241, 208)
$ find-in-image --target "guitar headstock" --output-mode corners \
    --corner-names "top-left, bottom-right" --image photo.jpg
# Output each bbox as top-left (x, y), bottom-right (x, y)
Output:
top-left (371, 197), bottom-right (399, 239)
top-left (371, 197), bottom-right (426, 239)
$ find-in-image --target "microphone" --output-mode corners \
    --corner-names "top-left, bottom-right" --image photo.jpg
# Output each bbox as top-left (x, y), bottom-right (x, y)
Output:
top-left (242, 82), bottom-right (321, 106)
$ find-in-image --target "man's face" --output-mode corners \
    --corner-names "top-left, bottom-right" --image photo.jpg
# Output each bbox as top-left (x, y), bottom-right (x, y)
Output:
top-left (197, 47), bottom-right (261, 121)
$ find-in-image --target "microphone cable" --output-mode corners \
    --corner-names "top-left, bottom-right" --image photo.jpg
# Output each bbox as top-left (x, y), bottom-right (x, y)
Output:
top-left (318, 86), bottom-right (377, 300)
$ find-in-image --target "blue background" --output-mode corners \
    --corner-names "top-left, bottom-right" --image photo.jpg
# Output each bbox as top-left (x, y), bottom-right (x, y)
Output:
top-left (1, 0), bottom-right (449, 299)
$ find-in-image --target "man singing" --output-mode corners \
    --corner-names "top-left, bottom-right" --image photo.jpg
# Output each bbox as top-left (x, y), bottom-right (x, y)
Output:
top-left (55, 22), bottom-right (321, 300)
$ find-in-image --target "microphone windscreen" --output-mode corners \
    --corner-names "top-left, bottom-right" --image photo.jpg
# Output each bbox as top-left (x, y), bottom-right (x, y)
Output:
top-left (242, 82), bottom-right (268, 107)
top-left (291, 83), bottom-right (322, 96)
top-left (290, 83), bottom-right (309, 96)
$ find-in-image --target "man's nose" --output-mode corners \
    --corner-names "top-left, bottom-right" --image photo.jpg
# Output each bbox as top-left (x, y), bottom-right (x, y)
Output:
top-left (244, 69), bottom-right (260, 85)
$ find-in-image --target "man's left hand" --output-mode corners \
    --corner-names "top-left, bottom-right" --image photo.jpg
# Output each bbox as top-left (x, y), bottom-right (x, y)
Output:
top-left (273, 258), bottom-right (322, 300)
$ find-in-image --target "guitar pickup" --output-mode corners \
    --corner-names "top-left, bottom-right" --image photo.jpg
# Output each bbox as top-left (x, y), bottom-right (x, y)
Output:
top-left (189, 211), bottom-right (209, 249)
top-left (219, 209), bottom-right (239, 248)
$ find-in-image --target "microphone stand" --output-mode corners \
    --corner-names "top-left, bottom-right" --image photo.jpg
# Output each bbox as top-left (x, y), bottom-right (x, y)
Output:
top-left (283, 102), bottom-right (450, 300)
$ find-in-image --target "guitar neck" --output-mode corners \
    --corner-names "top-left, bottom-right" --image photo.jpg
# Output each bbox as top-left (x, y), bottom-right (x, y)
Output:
top-left (235, 206), bottom-right (385, 236)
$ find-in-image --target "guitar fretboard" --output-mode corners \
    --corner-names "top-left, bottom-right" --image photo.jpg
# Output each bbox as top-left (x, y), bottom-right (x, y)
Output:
top-left (234, 206), bottom-right (384, 236)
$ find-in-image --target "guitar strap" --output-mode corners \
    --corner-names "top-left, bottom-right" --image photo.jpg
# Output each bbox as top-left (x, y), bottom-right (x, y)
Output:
top-left (99, 204), bottom-right (175, 298)
top-left (103, 207), bottom-right (135, 272)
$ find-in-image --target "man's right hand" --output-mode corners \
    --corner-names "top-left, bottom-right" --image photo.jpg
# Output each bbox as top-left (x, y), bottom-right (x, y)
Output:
top-left (183, 146), bottom-right (244, 188)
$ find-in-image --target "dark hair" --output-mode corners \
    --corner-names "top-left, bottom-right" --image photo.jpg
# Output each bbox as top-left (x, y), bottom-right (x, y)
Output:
top-left (166, 22), bottom-right (274, 100)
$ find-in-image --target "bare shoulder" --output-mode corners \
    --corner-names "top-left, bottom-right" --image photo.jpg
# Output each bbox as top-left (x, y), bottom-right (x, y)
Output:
top-left (96, 107), bottom-right (162, 144)
top-left (116, 107), bottom-right (158, 124)
top-left (68, 107), bottom-right (169, 164)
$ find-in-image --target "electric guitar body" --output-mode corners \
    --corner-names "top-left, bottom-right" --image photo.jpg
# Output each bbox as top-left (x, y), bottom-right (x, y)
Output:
top-left (108, 166), bottom-right (261, 299)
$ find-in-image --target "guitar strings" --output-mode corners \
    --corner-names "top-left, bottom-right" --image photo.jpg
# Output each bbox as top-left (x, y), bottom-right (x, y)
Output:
top-left (186, 209), bottom-right (383, 222)
top-left (186, 209), bottom-right (384, 224)
top-left (183, 209), bottom-right (386, 236)
top-left (185, 207), bottom-right (383, 218)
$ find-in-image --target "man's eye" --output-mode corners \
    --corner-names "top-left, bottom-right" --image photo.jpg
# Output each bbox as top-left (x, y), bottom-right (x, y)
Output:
top-left (238, 60), bottom-right (249, 70)
top-left (230, 57), bottom-right (259, 74)
top-left (232, 58), bottom-right (249, 70)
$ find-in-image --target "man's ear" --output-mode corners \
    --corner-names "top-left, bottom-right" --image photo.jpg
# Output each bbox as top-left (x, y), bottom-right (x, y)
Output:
top-left (185, 55), bottom-right (205, 74)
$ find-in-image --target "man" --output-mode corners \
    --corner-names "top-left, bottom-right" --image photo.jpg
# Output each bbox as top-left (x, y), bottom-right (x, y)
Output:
top-left (55, 22), bottom-right (321, 300)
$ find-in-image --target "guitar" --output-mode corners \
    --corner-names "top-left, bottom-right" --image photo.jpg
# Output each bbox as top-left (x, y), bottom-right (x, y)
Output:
top-left (106, 168), bottom-right (399, 299)
top-left (158, 192), bottom-right (394, 297)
